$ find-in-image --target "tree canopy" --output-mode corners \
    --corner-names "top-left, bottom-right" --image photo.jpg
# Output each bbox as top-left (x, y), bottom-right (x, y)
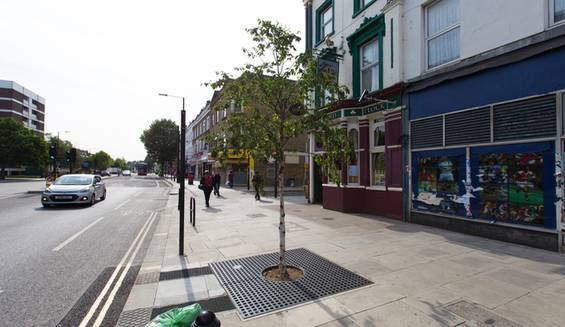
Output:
top-left (140, 119), bottom-right (179, 174)
top-left (0, 118), bottom-right (48, 178)
top-left (89, 151), bottom-right (113, 171)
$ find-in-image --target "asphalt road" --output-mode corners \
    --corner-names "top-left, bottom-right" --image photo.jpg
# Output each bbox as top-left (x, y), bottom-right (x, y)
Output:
top-left (0, 175), bottom-right (171, 326)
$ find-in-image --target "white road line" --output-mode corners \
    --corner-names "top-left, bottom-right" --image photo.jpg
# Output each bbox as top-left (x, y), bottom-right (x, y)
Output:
top-left (91, 212), bottom-right (157, 327)
top-left (78, 212), bottom-right (156, 327)
top-left (52, 217), bottom-right (105, 252)
top-left (155, 180), bottom-right (159, 188)
top-left (114, 199), bottom-right (130, 210)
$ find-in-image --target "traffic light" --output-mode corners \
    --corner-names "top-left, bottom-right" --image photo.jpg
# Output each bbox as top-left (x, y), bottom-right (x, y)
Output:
top-left (69, 148), bottom-right (77, 163)
top-left (49, 144), bottom-right (57, 161)
top-left (65, 150), bottom-right (71, 163)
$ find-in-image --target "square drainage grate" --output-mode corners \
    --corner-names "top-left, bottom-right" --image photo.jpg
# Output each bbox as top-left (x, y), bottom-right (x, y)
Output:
top-left (210, 248), bottom-right (372, 319)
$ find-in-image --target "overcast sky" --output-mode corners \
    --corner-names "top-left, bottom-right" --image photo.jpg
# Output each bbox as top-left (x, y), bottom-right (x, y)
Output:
top-left (0, 0), bottom-right (305, 161)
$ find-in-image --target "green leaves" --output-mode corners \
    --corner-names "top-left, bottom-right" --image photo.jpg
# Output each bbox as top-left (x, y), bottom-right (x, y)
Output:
top-left (0, 118), bottom-right (48, 174)
top-left (140, 119), bottom-right (179, 170)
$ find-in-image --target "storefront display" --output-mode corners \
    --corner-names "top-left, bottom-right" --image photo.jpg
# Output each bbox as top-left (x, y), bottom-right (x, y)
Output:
top-left (476, 151), bottom-right (546, 226)
top-left (412, 151), bottom-right (466, 216)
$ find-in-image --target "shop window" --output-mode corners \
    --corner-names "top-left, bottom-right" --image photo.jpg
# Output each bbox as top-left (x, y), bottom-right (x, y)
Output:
top-left (348, 129), bottom-right (359, 184)
top-left (373, 123), bottom-right (385, 147)
top-left (426, 0), bottom-right (460, 69)
top-left (413, 154), bottom-right (465, 215)
top-left (477, 152), bottom-right (545, 226)
top-left (551, 0), bottom-right (565, 25)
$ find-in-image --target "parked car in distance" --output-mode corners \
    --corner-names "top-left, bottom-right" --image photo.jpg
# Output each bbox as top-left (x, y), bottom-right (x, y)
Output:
top-left (41, 174), bottom-right (106, 208)
top-left (122, 170), bottom-right (132, 176)
top-left (100, 170), bottom-right (111, 177)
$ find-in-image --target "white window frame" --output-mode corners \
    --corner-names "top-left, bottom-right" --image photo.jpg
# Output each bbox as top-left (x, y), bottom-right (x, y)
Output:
top-left (550, 0), bottom-right (565, 26)
top-left (347, 127), bottom-right (360, 185)
top-left (360, 38), bottom-right (380, 94)
top-left (321, 5), bottom-right (333, 40)
top-left (370, 120), bottom-right (386, 188)
top-left (425, 0), bottom-right (460, 70)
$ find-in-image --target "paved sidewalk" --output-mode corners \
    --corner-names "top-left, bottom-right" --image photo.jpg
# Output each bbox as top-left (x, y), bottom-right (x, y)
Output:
top-left (119, 182), bottom-right (565, 327)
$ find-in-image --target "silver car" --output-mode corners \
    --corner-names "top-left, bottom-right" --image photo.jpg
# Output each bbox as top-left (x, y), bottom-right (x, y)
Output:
top-left (41, 174), bottom-right (106, 207)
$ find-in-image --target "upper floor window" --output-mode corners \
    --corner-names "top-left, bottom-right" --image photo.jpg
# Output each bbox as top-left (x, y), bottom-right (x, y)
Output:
top-left (361, 38), bottom-right (380, 93)
top-left (316, 0), bottom-right (333, 44)
top-left (426, 0), bottom-right (460, 69)
top-left (551, 0), bottom-right (565, 25)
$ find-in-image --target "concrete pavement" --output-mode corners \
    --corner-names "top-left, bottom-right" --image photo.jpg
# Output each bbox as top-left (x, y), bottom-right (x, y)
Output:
top-left (120, 183), bottom-right (565, 326)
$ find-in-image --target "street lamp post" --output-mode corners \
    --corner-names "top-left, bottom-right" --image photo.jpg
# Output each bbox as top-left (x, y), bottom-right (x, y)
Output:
top-left (159, 93), bottom-right (186, 256)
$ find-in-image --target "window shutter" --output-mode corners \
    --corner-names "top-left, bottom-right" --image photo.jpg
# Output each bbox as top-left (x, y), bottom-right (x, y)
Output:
top-left (493, 95), bottom-right (556, 142)
top-left (411, 116), bottom-right (443, 149)
top-left (445, 107), bottom-right (491, 146)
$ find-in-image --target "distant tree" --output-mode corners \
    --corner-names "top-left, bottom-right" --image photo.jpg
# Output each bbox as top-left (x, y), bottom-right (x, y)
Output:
top-left (89, 151), bottom-right (113, 171)
top-left (113, 157), bottom-right (128, 170)
top-left (0, 118), bottom-right (48, 179)
top-left (140, 119), bottom-right (179, 176)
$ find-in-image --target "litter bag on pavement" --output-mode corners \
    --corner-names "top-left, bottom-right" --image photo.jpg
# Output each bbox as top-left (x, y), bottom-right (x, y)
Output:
top-left (145, 303), bottom-right (201, 327)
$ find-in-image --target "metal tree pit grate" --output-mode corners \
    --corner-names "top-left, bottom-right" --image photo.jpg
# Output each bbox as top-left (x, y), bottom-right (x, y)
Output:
top-left (210, 248), bottom-right (373, 319)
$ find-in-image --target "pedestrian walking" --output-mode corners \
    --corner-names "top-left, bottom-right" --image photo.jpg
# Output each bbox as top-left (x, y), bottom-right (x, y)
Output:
top-left (199, 170), bottom-right (214, 207)
top-left (213, 171), bottom-right (221, 197)
top-left (252, 174), bottom-right (263, 201)
top-left (228, 170), bottom-right (234, 188)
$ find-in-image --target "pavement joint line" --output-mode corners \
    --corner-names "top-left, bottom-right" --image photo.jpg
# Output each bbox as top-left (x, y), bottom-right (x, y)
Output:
top-left (91, 211), bottom-right (157, 327)
top-left (114, 199), bottom-right (131, 210)
top-left (78, 211), bottom-right (156, 327)
top-left (52, 217), bottom-right (105, 252)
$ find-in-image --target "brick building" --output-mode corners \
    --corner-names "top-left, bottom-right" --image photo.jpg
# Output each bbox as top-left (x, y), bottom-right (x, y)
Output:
top-left (0, 80), bottom-right (45, 135)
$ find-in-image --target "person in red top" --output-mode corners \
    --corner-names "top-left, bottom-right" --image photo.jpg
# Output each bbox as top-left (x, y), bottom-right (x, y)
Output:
top-left (199, 170), bottom-right (214, 207)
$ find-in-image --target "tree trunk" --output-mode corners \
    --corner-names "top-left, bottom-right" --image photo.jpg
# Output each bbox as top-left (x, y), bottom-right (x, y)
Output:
top-left (278, 158), bottom-right (289, 279)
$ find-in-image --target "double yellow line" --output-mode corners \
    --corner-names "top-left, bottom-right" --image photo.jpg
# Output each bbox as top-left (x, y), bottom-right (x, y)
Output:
top-left (78, 211), bottom-right (157, 327)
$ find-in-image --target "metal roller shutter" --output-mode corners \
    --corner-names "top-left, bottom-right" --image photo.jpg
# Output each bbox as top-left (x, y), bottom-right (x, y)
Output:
top-left (494, 95), bottom-right (556, 142)
top-left (411, 116), bottom-right (443, 149)
top-left (445, 107), bottom-right (491, 146)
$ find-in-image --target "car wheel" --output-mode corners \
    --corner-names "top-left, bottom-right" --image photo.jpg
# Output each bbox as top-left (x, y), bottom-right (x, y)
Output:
top-left (89, 195), bottom-right (96, 206)
top-left (100, 191), bottom-right (106, 201)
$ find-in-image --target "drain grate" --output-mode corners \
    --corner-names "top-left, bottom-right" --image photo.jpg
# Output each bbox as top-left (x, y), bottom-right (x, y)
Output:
top-left (116, 307), bottom-right (152, 327)
top-left (210, 248), bottom-right (372, 319)
top-left (159, 266), bottom-right (213, 281)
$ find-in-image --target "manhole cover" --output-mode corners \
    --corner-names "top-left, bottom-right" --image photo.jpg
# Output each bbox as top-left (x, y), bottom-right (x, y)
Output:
top-left (445, 301), bottom-right (520, 327)
top-left (210, 248), bottom-right (372, 319)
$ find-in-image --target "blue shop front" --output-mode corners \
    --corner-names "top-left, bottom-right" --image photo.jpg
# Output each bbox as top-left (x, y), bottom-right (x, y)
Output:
top-left (407, 39), bottom-right (565, 251)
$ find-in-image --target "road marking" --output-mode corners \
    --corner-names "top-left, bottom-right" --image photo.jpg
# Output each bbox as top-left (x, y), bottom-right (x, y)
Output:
top-left (52, 217), bottom-right (105, 252)
top-left (114, 199), bottom-right (130, 210)
top-left (91, 212), bottom-right (156, 327)
top-left (155, 180), bottom-right (159, 188)
top-left (78, 212), bottom-right (156, 327)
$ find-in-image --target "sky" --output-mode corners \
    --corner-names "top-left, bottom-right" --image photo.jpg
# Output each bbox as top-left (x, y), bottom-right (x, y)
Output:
top-left (0, 0), bottom-right (305, 161)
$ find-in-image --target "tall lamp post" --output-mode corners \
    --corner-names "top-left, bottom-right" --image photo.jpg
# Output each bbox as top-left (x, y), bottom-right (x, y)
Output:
top-left (158, 93), bottom-right (186, 256)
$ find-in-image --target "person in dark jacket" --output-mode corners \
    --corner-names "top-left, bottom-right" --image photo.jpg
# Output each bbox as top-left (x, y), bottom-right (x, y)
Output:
top-left (228, 170), bottom-right (234, 188)
top-left (199, 170), bottom-right (214, 207)
top-left (213, 171), bottom-right (221, 197)
top-left (252, 174), bottom-right (263, 201)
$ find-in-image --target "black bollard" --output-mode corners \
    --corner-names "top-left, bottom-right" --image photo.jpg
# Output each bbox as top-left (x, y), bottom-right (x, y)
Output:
top-left (192, 310), bottom-right (220, 327)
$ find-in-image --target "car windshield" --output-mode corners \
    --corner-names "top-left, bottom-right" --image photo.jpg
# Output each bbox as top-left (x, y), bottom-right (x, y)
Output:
top-left (54, 175), bottom-right (93, 185)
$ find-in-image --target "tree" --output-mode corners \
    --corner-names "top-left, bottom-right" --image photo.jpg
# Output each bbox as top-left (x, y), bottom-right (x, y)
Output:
top-left (140, 119), bottom-right (179, 176)
top-left (0, 118), bottom-right (48, 179)
top-left (89, 151), bottom-right (113, 171)
top-left (206, 20), bottom-right (348, 279)
top-left (113, 157), bottom-right (128, 170)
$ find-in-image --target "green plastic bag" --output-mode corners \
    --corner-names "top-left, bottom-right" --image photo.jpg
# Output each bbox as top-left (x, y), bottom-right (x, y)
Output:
top-left (145, 303), bottom-right (201, 327)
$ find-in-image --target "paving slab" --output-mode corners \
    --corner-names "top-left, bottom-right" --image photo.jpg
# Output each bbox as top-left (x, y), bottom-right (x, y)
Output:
top-left (350, 300), bottom-right (448, 327)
